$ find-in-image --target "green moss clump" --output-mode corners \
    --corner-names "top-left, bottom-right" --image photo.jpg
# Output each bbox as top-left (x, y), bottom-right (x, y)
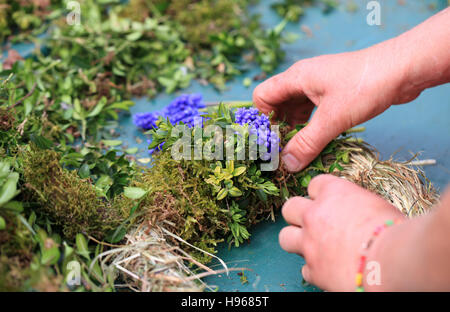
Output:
top-left (166, 0), bottom-right (246, 46)
top-left (122, 0), bottom-right (253, 46)
top-left (22, 147), bottom-right (127, 240)
top-left (124, 147), bottom-right (285, 263)
top-left (127, 152), bottom-right (229, 262)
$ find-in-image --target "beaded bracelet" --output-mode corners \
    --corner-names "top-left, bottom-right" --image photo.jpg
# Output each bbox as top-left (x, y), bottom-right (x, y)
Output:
top-left (355, 219), bottom-right (401, 292)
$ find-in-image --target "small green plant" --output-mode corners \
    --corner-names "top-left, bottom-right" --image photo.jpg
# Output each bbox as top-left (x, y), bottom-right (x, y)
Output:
top-left (271, 0), bottom-right (339, 22)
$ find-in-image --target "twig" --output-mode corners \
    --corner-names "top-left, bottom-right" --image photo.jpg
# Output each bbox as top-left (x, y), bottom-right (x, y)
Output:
top-left (409, 159), bottom-right (437, 166)
top-left (17, 117), bottom-right (28, 135)
top-left (12, 82), bottom-right (37, 108)
top-left (87, 235), bottom-right (126, 248)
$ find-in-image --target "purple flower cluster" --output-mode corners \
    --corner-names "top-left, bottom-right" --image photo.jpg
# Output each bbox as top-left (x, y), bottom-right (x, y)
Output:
top-left (164, 93), bottom-right (205, 126)
top-left (133, 93), bottom-right (206, 130)
top-left (133, 111), bottom-right (159, 130)
top-left (234, 107), bottom-right (280, 154)
top-left (134, 94), bottom-right (205, 155)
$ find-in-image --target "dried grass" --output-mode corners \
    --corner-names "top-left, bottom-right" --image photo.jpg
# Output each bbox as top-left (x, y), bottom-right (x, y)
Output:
top-left (337, 141), bottom-right (439, 217)
top-left (95, 221), bottom-right (246, 292)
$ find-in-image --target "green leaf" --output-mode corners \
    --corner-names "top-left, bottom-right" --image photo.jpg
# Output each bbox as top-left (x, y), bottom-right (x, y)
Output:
top-left (341, 151), bottom-right (350, 164)
top-left (243, 77), bottom-right (252, 87)
top-left (126, 31), bottom-right (143, 41)
top-left (86, 101), bottom-right (106, 118)
top-left (0, 216), bottom-right (5, 230)
top-left (217, 188), bottom-right (228, 200)
top-left (106, 225), bottom-right (127, 244)
top-left (124, 187), bottom-right (147, 200)
top-left (256, 189), bottom-right (267, 202)
top-left (228, 187), bottom-right (243, 197)
top-left (0, 162), bottom-right (10, 179)
top-left (41, 247), bottom-right (60, 265)
top-left (63, 242), bottom-right (74, 259)
top-left (0, 177), bottom-right (19, 207)
top-left (2, 200), bottom-right (23, 213)
top-left (125, 147), bottom-right (138, 154)
top-left (137, 158), bottom-right (151, 164)
top-left (232, 167), bottom-right (246, 177)
top-left (312, 157), bottom-right (325, 171)
top-left (108, 101), bottom-right (135, 111)
top-left (76, 234), bottom-right (90, 260)
top-left (78, 163), bottom-right (91, 179)
top-left (329, 162), bottom-right (344, 173)
top-left (102, 140), bottom-right (122, 147)
top-left (30, 134), bottom-right (53, 150)
top-left (281, 186), bottom-right (289, 200)
top-left (301, 175), bottom-right (312, 187)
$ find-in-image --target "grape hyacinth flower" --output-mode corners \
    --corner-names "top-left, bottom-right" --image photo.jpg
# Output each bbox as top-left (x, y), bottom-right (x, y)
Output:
top-left (164, 93), bottom-right (206, 126)
top-left (134, 94), bottom-right (206, 155)
top-left (133, 93), bottom-right (206, 130)
top-left (133, 111), bottom-right (159, 130)
top-left (234, 107), bottom-right (281, 158)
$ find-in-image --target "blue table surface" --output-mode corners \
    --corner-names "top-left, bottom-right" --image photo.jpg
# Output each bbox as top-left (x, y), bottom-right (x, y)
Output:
top-left (5, 0), bottom-right (450, 292)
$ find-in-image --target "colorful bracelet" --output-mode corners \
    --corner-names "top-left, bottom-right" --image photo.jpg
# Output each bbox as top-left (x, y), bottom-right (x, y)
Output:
top-left (355, 219), bottom-right (401, 292)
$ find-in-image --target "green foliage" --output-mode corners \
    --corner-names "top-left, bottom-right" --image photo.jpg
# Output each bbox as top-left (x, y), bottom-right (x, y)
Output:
top-left (0, 59), bottom-right (135, 144)
top-left (47, 0), bottom-right (192, 97)
top-left (227, 201), bottom-right (250, 247)
top-left (271, 0), bottom-right (339, 22)
top-left (0, 160), bottom-right (21, 210)
top-left (0, 0), bottom-right (62, 43)
top-left (22, 146), bottom-right (127, 240)
top-left (0, 72), bottom-right (135, 290)
top-left (60, 145), bottom-right (138, 199)
top-left (85, 0), bottom-right (290, 90)
top-left (0, 211), bottom-right (115, 291)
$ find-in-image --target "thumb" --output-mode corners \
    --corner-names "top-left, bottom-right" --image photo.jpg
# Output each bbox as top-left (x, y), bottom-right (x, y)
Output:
top-left (281, 107), bottom-right (345, 172)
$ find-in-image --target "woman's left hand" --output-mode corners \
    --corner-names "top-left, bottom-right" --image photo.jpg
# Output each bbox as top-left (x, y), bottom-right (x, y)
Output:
top-left (279, 174), bottom-right (405, 291)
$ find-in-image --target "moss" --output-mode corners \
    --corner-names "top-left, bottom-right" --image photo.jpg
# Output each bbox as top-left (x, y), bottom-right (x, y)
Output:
top-left (22, 147), bottom-right (127, 240)
top-left (127, 152), bottom-right (228, 262)
top-left (121, 0), bottom-right (248, 46)
top-left (167, 0), bottom-right (245, 46)
top-left (124, 150), bottom-right (283, 263)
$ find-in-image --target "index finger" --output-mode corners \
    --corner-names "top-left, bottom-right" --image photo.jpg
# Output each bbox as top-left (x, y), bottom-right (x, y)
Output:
top-left (252, 63), bottom-right (306, 115)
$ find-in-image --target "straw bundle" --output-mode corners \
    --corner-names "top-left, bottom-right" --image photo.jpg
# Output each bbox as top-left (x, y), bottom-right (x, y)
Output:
top-left (337, 141), bottom-right (438, 216)
top-left (95, 221), bottom-right (248, 292)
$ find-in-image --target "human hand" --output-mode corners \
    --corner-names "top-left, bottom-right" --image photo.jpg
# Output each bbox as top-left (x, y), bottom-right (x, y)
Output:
top-left (279, 174), bottom-right (406, 291)
top-left (253, 45), bottom-right (421, 172)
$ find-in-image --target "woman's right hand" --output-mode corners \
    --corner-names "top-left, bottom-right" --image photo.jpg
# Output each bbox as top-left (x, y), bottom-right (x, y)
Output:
top-left (253, 44), bottom-right (416, 172)
top-left (252, 8), bottom-right (450, 172)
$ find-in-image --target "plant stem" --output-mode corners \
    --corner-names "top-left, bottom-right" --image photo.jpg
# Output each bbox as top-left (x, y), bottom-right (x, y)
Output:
top-left (204, 101), bottom-right (254, 108)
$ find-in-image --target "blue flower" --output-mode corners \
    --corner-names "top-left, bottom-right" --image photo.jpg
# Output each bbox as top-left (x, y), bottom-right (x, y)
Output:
top-left (133, 93), bottom-right (206, 130)
top-left (134, 94), bottom-right (206, 154)
top-left (133, 111), bottom-right (159, 130)
top-left (234, 107), bottom-right (280, 154)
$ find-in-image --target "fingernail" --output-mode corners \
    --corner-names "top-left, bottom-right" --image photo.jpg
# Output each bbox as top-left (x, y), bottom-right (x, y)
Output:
top-left (282, 153), bottom-right (302, 172)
